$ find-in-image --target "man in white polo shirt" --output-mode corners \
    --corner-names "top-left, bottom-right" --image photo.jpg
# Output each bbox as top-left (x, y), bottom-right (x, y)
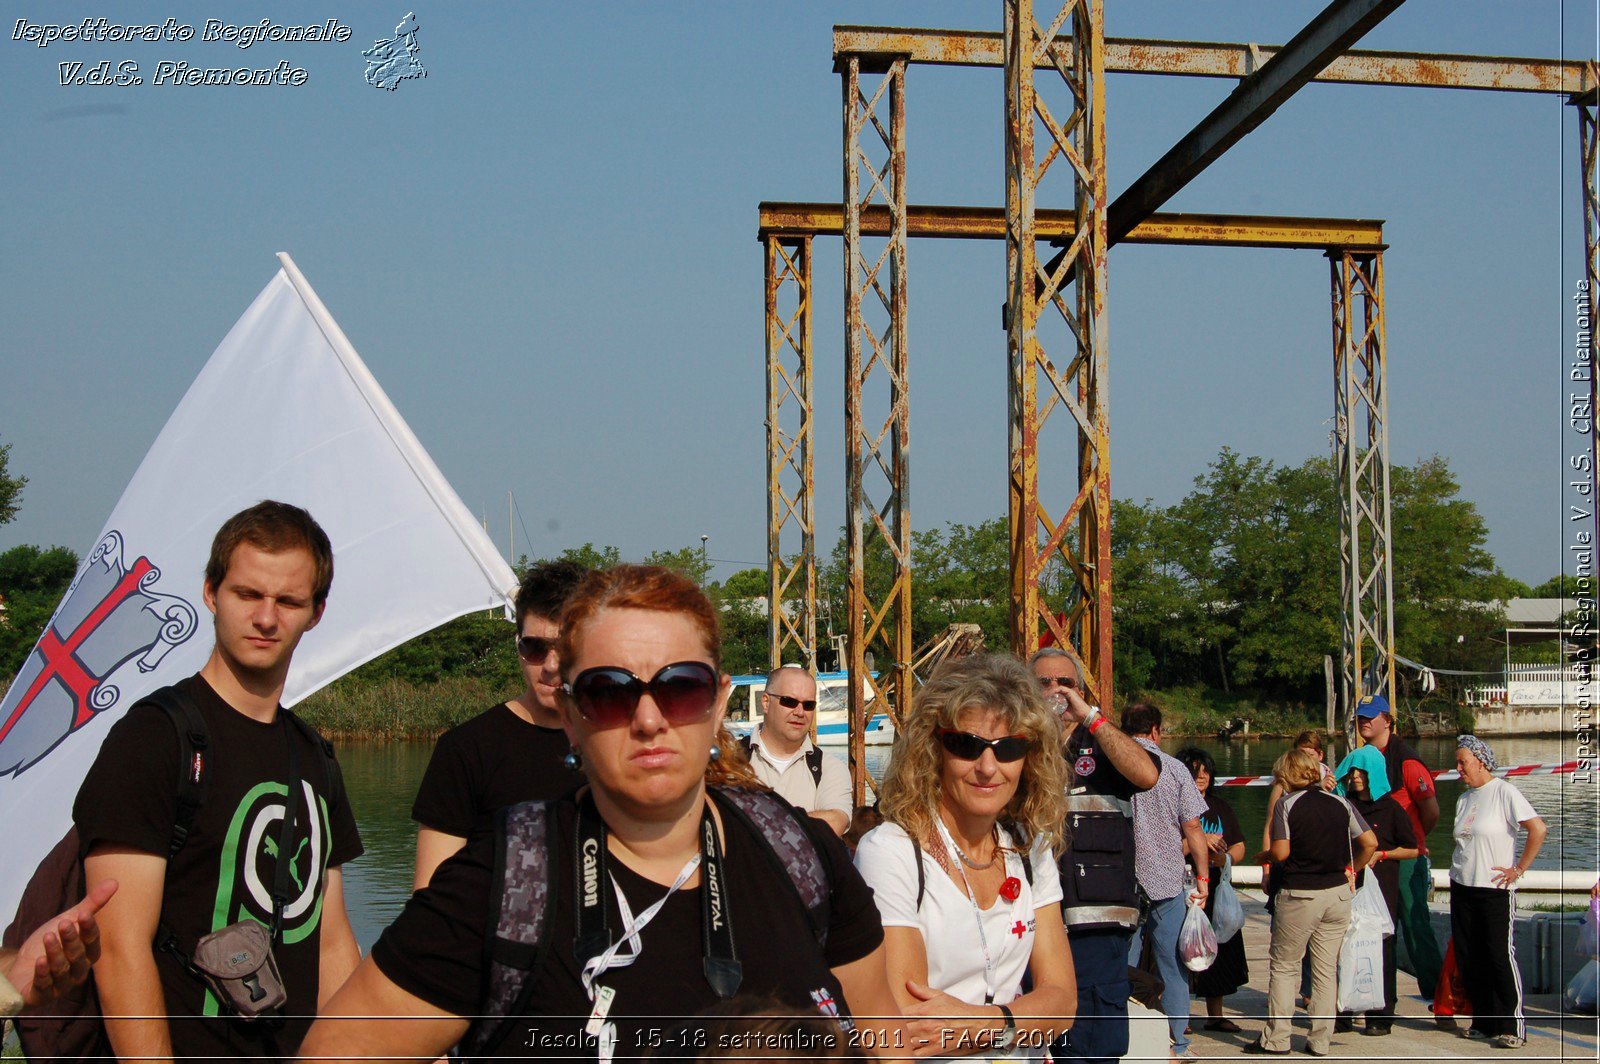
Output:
top-left (742, 665), bottom-right (852, 835)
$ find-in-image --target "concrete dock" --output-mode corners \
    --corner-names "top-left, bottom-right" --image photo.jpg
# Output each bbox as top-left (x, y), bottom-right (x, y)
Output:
top-left (1125, 895), bottom-right (1599, 1062)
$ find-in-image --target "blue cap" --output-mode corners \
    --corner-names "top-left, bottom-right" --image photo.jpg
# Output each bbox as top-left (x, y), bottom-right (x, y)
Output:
top-left (1355, 693), bottom-right (1390, 719)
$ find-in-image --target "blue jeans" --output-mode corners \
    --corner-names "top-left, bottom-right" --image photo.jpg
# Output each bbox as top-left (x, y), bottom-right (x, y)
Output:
top-left (1130, 892), bottom-right (1190, 1053)
top-left (1052, 928), bottom-right (1132, 1064)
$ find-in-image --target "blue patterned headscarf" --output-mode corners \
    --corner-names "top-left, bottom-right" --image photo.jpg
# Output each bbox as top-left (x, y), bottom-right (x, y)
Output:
top-left (1334, 744), bottom-right (1391, 801)
top-left (1456, 733), bottom-right (1498, 773)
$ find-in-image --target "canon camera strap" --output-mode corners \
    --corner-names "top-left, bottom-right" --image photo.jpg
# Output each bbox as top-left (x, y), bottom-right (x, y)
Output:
top-left (572, 793), bottom-right (742, 1000)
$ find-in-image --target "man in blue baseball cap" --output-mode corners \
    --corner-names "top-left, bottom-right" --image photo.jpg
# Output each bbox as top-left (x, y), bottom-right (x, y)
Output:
top-left (1355, 693), bottom-right (1445, 1003)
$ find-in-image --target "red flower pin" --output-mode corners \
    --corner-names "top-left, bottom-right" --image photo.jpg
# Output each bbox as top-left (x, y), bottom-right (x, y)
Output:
top-left (999, 876), bottom-right (1022, 902)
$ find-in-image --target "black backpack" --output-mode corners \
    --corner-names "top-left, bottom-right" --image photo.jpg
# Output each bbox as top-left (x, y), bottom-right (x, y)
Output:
top-left (2, 686), bottom-right (340, 1060)
top-left (457, 785), bottom-right (833, 1061)
top-left (739, 733), bottom-right (825, 788)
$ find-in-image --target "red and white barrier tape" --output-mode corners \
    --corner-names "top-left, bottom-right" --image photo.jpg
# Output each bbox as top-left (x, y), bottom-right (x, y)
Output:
top-left (1213, 760), bottom-right (1583, 787)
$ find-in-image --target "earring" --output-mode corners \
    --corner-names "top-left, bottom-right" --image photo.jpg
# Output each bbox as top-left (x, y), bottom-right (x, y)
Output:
top-left (708, 744), bottom-right (722, 762)
top-left (562, 747), bottom-right (583, 771)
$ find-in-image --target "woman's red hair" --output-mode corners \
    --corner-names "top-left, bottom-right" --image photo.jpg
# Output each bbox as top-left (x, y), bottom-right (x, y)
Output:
top-left (558, 564), bottom-right (761, 789)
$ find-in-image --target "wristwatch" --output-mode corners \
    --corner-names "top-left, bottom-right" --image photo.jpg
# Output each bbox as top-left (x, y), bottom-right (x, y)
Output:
top-left (995, 1003), bottom-right (1019, 1050)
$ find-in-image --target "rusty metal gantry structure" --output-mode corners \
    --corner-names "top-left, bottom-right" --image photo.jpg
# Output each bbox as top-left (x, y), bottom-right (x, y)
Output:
top-left (764, 11), bottom-right (1598, 797)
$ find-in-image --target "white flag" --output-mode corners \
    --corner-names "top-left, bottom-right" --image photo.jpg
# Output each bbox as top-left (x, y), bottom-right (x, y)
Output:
top-left (0, 253), bottom-right (516, 919)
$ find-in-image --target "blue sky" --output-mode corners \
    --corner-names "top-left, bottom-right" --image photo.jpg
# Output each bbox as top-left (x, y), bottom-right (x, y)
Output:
top-left (2, 1), bottom-right (1596, 592)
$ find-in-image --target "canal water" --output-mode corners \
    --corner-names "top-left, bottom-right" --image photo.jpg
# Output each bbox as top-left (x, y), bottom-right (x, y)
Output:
top-left (338, 734), bottom-right (1598, 951)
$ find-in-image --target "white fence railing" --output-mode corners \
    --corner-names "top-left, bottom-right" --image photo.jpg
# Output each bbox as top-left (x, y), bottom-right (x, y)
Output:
top-left (1466, 667), bottom-right (1599, 707)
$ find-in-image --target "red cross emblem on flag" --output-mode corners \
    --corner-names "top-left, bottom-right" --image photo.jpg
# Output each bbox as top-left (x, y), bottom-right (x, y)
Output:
top-left (0, 530), bottom-right (197, 777)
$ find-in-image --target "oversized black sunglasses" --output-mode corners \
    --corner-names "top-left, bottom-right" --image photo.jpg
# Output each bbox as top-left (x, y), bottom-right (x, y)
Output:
top-left (517, 635), bottom-right (557, 662)
top-left (562, 661), bottom-right (720, 729)
top-left (765, 693), bottom-right (817, 712)
top-left (936, 727), bottom-right (1034, 763)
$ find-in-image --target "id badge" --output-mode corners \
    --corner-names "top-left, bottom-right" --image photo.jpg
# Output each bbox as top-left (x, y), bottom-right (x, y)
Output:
top-left (585, 984), bottom-right (616, 1037)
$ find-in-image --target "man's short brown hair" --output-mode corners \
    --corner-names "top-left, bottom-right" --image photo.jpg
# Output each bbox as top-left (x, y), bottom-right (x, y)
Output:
top-left (205, 501), bottom-right (334, 606)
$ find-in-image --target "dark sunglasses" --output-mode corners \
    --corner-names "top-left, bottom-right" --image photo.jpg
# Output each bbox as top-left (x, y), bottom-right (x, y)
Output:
top-left (562, 661), bottom-right (720, 729)
top-left (517, 635), bottom-right (557, 662)
top-left (765, 693), bottom-right (817, 712)
top-left (1037, 675), bottom-right (1078, 689)
top-left (936, 727), bottom-right (1034, 763)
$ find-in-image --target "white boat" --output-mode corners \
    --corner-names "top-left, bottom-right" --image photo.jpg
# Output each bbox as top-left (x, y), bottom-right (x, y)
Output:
top-left (727, 670), bottom-right (896, 746)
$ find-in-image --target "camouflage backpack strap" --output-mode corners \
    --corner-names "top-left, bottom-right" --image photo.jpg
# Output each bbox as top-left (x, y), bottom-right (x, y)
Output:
top-left (457, 800), bottom-right (554, 1060)
top-left (713, 786), bottom-right (830, 947)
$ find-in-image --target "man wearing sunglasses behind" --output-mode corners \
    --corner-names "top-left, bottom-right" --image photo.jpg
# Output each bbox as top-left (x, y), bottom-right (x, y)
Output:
top-left (1030, 647), bottom-right (1161, 1064)
top-left (742, 665), bottom-right (852, 835)
top-left (410, 561), bottom-right (588, 888)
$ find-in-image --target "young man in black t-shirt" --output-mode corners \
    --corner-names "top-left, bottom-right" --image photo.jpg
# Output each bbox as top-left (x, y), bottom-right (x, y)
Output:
top-left (410, 561), bottom-right (588, 888)
top-left (74, 501), bottom-right (363, 1061)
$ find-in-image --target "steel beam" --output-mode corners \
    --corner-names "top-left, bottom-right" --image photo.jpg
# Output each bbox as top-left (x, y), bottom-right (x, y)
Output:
top-left (834, 25), bottom-right (1595, 95)
top-left (1330, 250), bottom-right (1395, 737)
top-left (765, 235), bottom-right (817, 673)
top-left (842, 56), bottom-right (912, 808)
top-left (1004, 0), bottom-right (1112, 707)
top-left (1109, 0), bottom-right (1404, 246)
top-left (760, 202), bottom-right (1384, 250)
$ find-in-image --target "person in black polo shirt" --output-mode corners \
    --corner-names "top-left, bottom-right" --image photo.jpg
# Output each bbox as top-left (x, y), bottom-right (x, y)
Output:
top-left (1031, 648), bottom-right (1159, 1064)
top-left (1248, 749), bottom-right (1377, 1057)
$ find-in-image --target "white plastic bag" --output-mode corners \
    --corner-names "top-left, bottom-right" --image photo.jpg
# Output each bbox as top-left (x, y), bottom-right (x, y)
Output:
top-left (1179, 896), bottom-right (1219, 972)
top-left (1211, 855), bottom-right (1245, 944)
top-left (1566, 958), bottom-right (1599, 1014)
top-left (1350, 870), bottom-right (1394, 936)
top-left (1337, 906), bottom-right (1386, 1013)
top-left (1583, 897), bottom-right (1600, 959)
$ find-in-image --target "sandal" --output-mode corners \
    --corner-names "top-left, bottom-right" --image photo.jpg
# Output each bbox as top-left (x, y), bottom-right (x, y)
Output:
top-left (1205, 1019), bottom-right (1244, 1033)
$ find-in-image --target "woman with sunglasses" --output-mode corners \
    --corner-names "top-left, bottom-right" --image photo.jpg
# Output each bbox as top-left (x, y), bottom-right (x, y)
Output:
top-left (301, 566), bottom-right (903, 1061)
top-left (854, 654), bottom-right (1074, 1060)
top-left (410, 561), bottom-right (589, 889)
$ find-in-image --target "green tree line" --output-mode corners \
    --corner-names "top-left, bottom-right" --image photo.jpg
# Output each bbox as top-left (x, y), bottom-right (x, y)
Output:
top-left (0, 443), bottom-right (1558, 714)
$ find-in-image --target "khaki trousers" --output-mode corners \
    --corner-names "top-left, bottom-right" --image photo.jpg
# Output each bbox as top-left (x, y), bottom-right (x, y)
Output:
top-left (1261, 885), bottom-right (1352, 1053)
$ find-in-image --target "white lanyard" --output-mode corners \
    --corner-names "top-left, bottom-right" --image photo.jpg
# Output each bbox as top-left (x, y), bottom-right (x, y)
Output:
top-left (935, 818), bottom-right (1016, 1005)
top-left (580, 855), bottom-right (701, 1064)
top-left (580, 855), bottom-right (701, 999)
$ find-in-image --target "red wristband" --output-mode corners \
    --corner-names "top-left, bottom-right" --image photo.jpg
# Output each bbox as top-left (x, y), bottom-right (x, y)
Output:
top-left (1088, 715), bottom-right (1107, 734)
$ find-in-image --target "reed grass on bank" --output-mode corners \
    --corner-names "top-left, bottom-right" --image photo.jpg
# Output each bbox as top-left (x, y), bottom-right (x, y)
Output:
top-left (295, 675), bottom-right (503, 741)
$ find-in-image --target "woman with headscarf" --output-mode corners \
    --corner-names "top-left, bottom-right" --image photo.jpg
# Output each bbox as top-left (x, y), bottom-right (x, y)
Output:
top-left (1449, 734), bottom-right (1547, 1050)
top-left (1331, 744), bottom-right (1417, 1037)
top-left (1175, 746), bottom-right (1248, 1033)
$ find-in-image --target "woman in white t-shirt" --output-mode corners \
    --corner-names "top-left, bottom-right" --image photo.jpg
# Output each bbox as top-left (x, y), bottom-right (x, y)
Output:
top-left (1449, 734), bottom-right (1547, 1050)
top-left (855, 654), bottom-right (1074, 1060)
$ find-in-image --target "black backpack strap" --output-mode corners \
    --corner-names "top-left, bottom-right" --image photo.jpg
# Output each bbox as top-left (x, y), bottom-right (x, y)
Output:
top-left (713, 787), bottom-right (829, 948)
top-left (805, 747), bottom-right (824, 788)
top-left (459, 800), bottom-right (554, 1061)
top-left (283, 710), bottom-right (345, 819)
top-left (1002, 818), bottom-right (1035, 887)
top-left (911, 833), bottom-right (927, 910)
top-left (139, 685), bottom-right (209, 857)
